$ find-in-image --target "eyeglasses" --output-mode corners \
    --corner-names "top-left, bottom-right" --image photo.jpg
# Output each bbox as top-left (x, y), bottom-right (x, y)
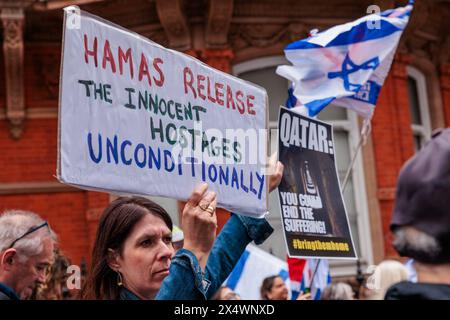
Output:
top-left (8, 221), bottom-right (49, 249)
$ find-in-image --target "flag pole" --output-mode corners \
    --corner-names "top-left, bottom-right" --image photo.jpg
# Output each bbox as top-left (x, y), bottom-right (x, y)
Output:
top-left (307, 259), bottom-right (321, 294)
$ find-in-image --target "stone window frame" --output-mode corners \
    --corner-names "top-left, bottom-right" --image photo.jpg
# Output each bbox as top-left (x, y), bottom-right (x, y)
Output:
top-left (406, 65), bottom-right (432, 151)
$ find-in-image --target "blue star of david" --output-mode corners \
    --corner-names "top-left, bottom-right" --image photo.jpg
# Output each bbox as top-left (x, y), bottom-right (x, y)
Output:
top-left (328, 54), bottom-right (380, 92)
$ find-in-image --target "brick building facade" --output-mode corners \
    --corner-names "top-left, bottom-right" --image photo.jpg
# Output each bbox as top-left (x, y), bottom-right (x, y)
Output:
top-left (1, 0), bottom-right (449, 276)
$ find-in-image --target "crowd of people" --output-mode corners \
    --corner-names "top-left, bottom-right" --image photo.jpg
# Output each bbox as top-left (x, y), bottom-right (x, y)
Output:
top-left (1, 128), bottom-right (450, 300)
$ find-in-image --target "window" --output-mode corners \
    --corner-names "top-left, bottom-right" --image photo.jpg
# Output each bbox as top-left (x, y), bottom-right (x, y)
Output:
top-left (406, 66), bottom-right (431, 151)
top-left (234, 57), bottom-right (373, 276)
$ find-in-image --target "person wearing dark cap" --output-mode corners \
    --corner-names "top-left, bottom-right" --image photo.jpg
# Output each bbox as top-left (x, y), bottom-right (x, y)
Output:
top-left (385, 128), bottom-right (450, 300)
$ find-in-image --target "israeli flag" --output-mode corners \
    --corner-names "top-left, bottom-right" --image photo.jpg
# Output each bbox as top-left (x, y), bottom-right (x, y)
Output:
top-left (225, 244), bottom-right (290, 300)
top-left (288, 257), bottom-right (332, 300)
top-left (300, 259), bottom-right (332, 300)
top-left (276, 1), bottom-right (413, 118)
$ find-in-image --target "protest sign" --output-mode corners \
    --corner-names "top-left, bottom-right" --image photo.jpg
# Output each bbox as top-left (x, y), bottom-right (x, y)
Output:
top-left (57, 7), bottom-right (269, 217)
top-left (277, 107), bottom-right (356, 258)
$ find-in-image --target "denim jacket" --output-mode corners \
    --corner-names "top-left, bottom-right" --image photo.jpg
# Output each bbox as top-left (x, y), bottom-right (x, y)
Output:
top-left (0, 282), bottom-right (20, 300)
top-left (155, 213), bottom-right (273, 300)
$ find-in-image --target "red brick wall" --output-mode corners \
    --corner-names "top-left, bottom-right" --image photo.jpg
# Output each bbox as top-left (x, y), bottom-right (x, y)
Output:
top-left (0, 49), bottom-right (5, 109)
top-left (373, 58), bottom-right (450, 258)
top-left (0, 192), bottom-right (89, 265)
top-left (0, 119), bottom-right (57, 182)
top-left (84, 191), bottom-right (109, 261)
top-left (371, 54), bottom-right (415, 257)
top-left (24, 45), bottom-right (60, 109)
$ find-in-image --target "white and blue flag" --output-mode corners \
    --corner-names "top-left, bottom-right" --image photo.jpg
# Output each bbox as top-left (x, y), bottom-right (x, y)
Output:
top-left (224, 244), bottom-right (290, 300)
top-left (277, 1), bottom-right (413, 118)
top-left (224, 245), bottom-right (332, 300)
top-left (288, 257), bottom-right (332, 300)
top-left (299, 259), bottom-right (332, 300)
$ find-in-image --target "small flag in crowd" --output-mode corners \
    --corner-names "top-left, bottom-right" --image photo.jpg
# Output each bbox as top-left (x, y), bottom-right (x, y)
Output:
top-left (287, 257), bottom-right (306, 299)
top-left (277, 1), bottom-right (414, 118)
top-left (225, 244), bottom-right (290, 300)
top-left (288, 257), bottom-right (332, 300)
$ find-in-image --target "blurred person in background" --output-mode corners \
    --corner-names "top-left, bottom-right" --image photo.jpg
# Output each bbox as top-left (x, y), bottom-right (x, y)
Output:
top-left (260, 275), bottom-right (289, 300)
top-left (0, 210), bottom-right (57, 300)
top-left (365, 260), bottom-right (408, 300)
top-left (212, 286), bottom-right (241, 300)
top-left (321, 282), bottom-right (355, 300)
top-left (29, 249), bottom-right (72, 300)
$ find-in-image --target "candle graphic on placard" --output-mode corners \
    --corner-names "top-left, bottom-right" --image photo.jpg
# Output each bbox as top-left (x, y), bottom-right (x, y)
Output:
top-left (302, 161), bottom-right (323, 209)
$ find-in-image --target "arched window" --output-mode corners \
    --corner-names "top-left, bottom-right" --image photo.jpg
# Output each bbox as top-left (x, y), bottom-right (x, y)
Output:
top-left (406, 66), bottom-right (431, 151)
top-left (234, 57), bottom-right (373, 275)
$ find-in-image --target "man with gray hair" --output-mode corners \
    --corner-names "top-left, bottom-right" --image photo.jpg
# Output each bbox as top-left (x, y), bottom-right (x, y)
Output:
top-left (0, 210), bottom-right (56, 300)
top-left (385, 128), bottom-right (450, 300)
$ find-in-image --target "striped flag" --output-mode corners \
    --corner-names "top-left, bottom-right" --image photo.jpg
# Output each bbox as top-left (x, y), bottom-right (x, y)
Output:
top-left (276, 1), bottom-right (413, 118)
top-left (225, 244), bottom-right (290, 300)
top-left (288, 258), bottom-right (332, 300)
top-left (287, 256), bottom-right (306, 299)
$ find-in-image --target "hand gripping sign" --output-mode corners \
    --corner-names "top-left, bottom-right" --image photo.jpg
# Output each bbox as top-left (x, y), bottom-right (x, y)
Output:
top-left (57, 7), bottom-right (269, 217)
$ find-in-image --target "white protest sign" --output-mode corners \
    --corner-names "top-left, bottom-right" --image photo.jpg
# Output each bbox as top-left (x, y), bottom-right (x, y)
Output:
top-left (57, 7), bottom-right (269, 217)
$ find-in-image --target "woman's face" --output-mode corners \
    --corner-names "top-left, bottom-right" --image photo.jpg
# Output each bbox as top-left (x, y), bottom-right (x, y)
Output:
top-left (267, 277), bottom-right (289, 300)
top-left (116, 213), bottom-right (174, 299)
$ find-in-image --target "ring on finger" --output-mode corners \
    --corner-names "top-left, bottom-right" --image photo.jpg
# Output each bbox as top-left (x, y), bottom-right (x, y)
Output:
top-left (205, 206), bottom-right (215, 215)
top-left (199, 203), bottom-right (210, 211)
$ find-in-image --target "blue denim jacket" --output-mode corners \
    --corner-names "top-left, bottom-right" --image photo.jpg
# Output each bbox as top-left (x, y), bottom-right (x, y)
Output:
top-left (154, 213), bottom-right (273, 300)
top-left (0, 282), bottom-right (20, 300)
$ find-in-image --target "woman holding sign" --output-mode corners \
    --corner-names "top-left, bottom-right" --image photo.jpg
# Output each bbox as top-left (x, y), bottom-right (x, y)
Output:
top-left (81, 161), bottom-right (284, 300)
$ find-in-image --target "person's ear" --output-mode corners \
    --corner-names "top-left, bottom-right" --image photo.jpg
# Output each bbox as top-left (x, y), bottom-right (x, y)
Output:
top-left (0, 249), bottom-right (18, 271)
top-left (106, 248), bottom-right (121, 271)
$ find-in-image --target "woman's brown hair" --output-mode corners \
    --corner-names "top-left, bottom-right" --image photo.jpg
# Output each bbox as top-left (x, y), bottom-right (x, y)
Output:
top-left (260, 275), bottom-right (279, 300)
top-left (80, 196), bottom-right (172, 299)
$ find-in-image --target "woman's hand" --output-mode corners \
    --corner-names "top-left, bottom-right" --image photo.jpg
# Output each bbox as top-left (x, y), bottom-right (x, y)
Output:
top-left (296, 292), bottom-right (312, 300)
top-left (182, 183), bottom-right (218, 270)
top-left (268, 153), bottom-right (284, 193)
